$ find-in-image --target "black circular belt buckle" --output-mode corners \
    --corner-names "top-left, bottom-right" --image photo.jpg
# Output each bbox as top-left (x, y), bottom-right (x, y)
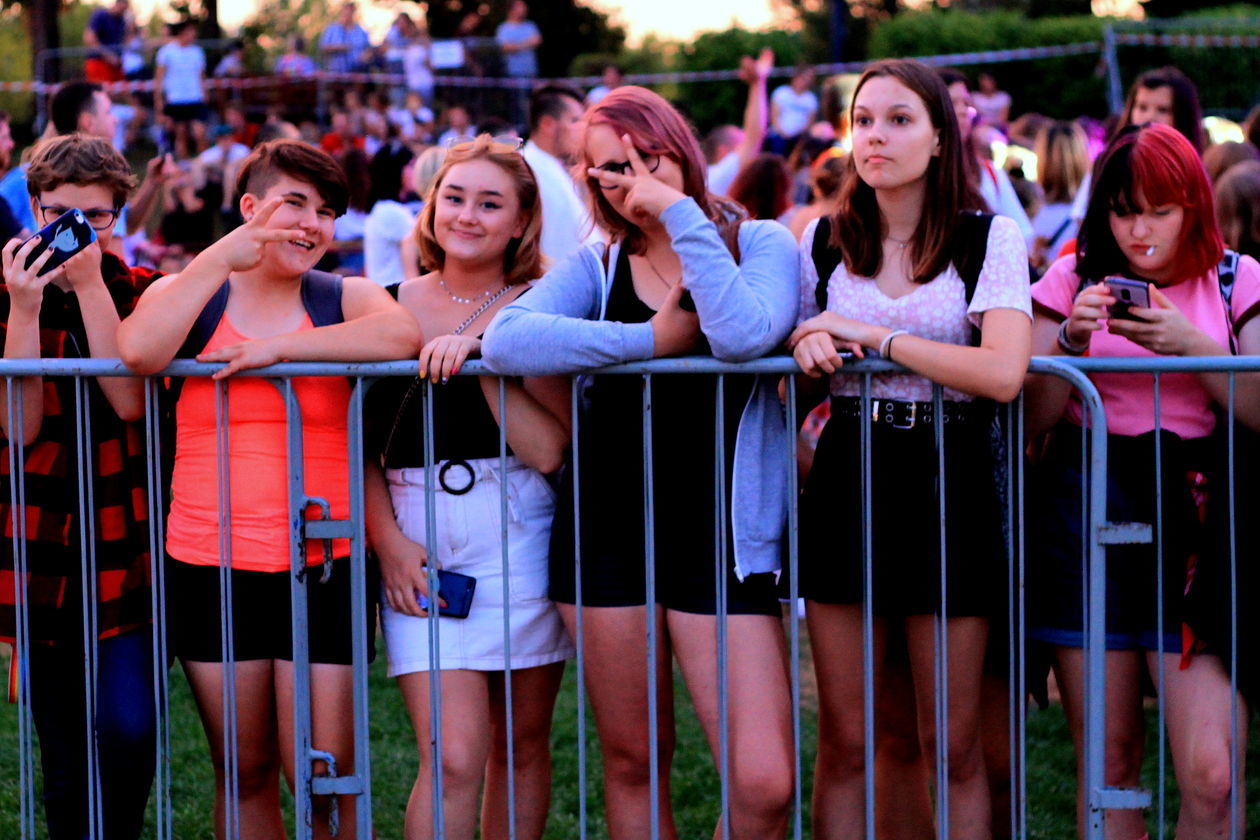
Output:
top-left (438, 460), bottom-right (476, 495)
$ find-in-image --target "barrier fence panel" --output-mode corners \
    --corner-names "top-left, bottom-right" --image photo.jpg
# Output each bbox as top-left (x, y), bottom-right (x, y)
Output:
top-left (1, 355), bottom-right (1257, 838)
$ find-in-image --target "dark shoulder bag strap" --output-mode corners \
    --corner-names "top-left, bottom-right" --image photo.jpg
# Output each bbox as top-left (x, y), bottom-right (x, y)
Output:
top-left (300, 269), bottom-right (346, 326)
top-left (953, 212), bottom-right (995, 346)
top-left (178, 283), bottom-right (231, 359)
top-left (811, 216), bottom-right (843, 313)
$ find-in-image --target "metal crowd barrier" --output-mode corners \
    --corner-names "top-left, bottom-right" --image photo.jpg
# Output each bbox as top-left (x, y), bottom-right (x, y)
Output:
top-left (0, 355), bottom-right (1254, 839)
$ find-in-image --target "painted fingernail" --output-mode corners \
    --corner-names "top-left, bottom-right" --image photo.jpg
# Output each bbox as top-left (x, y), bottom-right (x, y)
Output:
top-left (441, 376), bottom-right (449, 384)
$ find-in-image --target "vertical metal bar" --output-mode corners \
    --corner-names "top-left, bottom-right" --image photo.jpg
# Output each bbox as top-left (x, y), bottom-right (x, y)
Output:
top-left (143, 378), bottom-right (173, 840)
top-left (6, 380), bottom-right (37, 839)
top-left (1102, 25), bottom-right (1125, 116)
top-left (713, 375), bottom-right (730, 840)
top-left (1081, 373), bottom-right (1111, 840)
top-left (73, 376), bottom-right (103, 840)
top-left (1153, 374), bottom-right (1166, 838)
top-left (346, 377), bottom-right (373, 838)
top-left (860, 374), bottom-right (875, 840)
top-left (570, 380), bottom-right (588, 840)
top-left (281, 378), bottom-right (313, 840)
top-left (1003, 398), bottom-right (1019, 840)
top-left (1226, 373), bottom-right (1239, 840)
top-left (497, 377), bottom-right (517, 839)
top-left (932, 384), bottom-right (949, 840)
top-left (1014, 397), bottom-right (1028, 840)
top-left (784, 376), bottom-right (803, 840)
top-left (642, 373), bottom-right (661, 840)
top-left (421, 377), bottom-right (445, 838)
top-left (214, 378), bottom-right (241, 840)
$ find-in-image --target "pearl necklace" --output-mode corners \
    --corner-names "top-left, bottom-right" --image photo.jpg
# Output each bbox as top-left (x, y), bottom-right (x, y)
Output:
top-left (439, 275), bottom-right (496, 305)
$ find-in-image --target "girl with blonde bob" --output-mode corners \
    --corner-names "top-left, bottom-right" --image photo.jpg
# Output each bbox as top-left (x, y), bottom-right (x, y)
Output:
top-left (483, 86), bottom-right (800, 839)
top-left (364, 134), bottom-right (574, 840)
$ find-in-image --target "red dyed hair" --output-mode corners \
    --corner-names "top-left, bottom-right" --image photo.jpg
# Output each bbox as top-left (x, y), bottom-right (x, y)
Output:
top-left (1077, 123), bottom-right (1223, 283)
top-left (577, 85), bottom-right (745, 255)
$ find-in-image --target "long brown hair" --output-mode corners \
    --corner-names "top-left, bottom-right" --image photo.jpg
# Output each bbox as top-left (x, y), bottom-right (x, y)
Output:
top-left (832, 59), bottom-right (985, 284)
top-left (414, 135), bottom-right (544, 286)
top-left (578, 86), bottom-right (746, 257)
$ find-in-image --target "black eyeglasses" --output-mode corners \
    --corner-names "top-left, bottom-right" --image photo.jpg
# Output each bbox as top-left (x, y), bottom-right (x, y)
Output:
top-left (592, 152), bottom-right (661, 189)
top-left (39, 204), bottom-right (119, 231)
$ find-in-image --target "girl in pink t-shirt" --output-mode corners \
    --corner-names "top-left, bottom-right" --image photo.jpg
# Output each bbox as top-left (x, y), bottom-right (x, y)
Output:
top-left (1024, 123), bottom-right (1260, 837)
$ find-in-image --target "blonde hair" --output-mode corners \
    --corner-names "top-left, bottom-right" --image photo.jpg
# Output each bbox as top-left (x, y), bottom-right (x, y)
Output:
top-left (414, 135), bottom-right (544, 286)
top-left (1034, 121), bottom-right (1089, 205)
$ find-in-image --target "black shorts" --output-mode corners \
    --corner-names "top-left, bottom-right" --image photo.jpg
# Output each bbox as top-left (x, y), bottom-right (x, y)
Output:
top-left (163, 102), bottom-right (208, 124)
top-left (798, 399), bottom-right (1007, 617)
top-left (167, 556), bottom-right (376, 664)
top-left (548, 463), bottom-right (782, 617)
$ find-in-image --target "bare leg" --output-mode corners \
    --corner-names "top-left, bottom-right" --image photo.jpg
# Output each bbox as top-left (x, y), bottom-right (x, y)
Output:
top-left (1152, 651), bottom-right (1248, 839)
top-left (557, 603), bottom-right (678, 840)
top-left (669, 610), bottom-right (794, 840)
top-left (980, 673), bottom-right (1014, 840)
top-left (482, 662), bottom-right (567, 840)
top-left (807, 602), bottom-right (887, 840)
top-left (903, 615), bottom-right (990, 840)
top-left (874, 659), bottom-right (934, 839)
top-left (1052, 647), bottom-right (1146, 840)
top-left (181, 659), bottom-right (286, 840)
top-left (395, 669), bottom-right (493, 840)
top-left (275, 662), bottom-right (361, 840)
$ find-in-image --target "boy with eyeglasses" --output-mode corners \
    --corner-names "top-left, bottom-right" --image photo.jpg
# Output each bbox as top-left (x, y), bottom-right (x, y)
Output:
top-left (0, 132), bottom-right (160, 840)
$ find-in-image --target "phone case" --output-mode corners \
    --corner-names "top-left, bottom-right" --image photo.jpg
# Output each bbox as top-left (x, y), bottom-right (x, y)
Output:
top-left (1105, 277), bottom-right (1150, 321)
top-left (23, 209), bottom-right (97, 276)
top-left (417, 570), bottom-right (477, 619)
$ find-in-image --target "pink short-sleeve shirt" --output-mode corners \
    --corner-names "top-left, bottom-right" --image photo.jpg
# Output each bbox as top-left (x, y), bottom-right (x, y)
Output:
top-left (1031, 253), bottom-right (1260, 438)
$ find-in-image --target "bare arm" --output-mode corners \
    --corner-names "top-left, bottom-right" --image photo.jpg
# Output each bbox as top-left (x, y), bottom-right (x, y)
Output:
top-left (733, 49), bottom-right (772, 170)
top-left (478, 374), bottom-right (571, 474)
top-left (153, 62), bottom-right (166, 112)
top-left (365, 459), bottom-right (436, 618)
top-left (791, 307), bottom-right (1032, 403)
top-left (125, 156), bottom-right (175, 236)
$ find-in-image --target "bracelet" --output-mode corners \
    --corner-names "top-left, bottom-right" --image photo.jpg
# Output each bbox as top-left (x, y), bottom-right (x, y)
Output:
top-left (1057, 320), bottom-right (1089, 356)
top-left (879, 329), bottom-right (908, 361)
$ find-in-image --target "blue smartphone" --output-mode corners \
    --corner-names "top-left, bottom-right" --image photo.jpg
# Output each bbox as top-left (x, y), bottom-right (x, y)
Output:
top-left (22, 208), bottom-right (97, 276)
top-left (417, 569), bottom-right (477, 619)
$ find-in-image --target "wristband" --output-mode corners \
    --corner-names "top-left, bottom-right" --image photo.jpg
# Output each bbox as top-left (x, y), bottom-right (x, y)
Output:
top-left (879, 329), bottom-right (908, 361)
top-left (1057, 320), bottom-right (1089, 356)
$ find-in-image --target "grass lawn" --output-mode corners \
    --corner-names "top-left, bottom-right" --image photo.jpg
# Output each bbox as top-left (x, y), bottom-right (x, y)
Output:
top-left (4, 630), bottom-right (1260, 838)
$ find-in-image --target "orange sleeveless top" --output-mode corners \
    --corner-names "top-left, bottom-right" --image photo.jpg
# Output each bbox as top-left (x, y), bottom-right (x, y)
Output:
top-left (166, 314), bottom-right (352, 571)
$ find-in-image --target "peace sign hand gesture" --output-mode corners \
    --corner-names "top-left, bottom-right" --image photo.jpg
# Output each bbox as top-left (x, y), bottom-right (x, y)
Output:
top-left (587, 134), bottom-right (687, 224)
top-left (207, 196), bottom-right (307, 275)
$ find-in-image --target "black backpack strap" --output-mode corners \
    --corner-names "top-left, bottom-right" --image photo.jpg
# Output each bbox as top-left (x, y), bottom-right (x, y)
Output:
top-left (952, 212), bottom-right (995, 346)
top-left (300, 269), bottom-right (345, 327)
top-left (178, 282), bottom-right (231, 359)
top-left (811, 216), bottom-right (843, 313)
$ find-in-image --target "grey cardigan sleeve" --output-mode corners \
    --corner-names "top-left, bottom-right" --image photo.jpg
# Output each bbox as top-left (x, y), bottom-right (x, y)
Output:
top-left (481, 246), bottom-right (657, 376)
top-left (662, 198), bottom-right (800, 361)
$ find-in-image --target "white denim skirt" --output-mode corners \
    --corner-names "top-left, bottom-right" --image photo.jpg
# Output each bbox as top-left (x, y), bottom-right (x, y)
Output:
top-left (381, 456), bottom-right (575, 674)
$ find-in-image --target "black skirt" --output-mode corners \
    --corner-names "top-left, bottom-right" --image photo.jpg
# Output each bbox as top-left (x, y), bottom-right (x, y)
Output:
top-left (798, 398), bottom-right (1007, 617)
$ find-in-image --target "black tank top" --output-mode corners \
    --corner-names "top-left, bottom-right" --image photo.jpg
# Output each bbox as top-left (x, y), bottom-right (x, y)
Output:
top-left (364, 283), bottom-right (515, 467)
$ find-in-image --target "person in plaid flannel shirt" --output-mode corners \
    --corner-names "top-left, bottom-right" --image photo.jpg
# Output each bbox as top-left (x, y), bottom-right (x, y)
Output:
top-left (0, 133), bottom-right (162, 839)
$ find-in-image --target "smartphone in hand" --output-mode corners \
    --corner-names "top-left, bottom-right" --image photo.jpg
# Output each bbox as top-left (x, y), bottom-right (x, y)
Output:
top-left (417, 569), bottom-right (477, 619)
top-left (1105, 277), bottom-right (1151, 321)
top-left (22, 209), bottom-right (97, 276)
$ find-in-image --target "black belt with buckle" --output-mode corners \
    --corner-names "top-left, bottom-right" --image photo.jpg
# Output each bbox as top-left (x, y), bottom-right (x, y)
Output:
top-left (831, 396), bottom-right (986, 430)
top-left (437, 460), bottom-right (476, 495)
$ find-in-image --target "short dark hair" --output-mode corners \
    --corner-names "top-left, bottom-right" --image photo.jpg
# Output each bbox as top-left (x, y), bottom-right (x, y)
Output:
top-left (528, 84), bottom-right (582, 132)
top-left (26, 134), bottom-right (137, 208)
top-left (235, 140), bottom-right (350, 216)
top-left (168, 19), bottom-right (196, 36)
top-left (50, 81), bottom-right (103, 137)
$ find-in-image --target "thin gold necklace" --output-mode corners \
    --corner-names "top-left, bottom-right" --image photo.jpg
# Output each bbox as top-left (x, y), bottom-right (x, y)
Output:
top-left (643, 252), bottom-right (678, 290)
